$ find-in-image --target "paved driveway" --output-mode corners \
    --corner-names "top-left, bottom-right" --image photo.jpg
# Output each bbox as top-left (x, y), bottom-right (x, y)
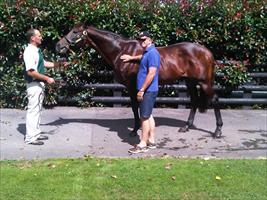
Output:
top-left (1, 107), bottom-right (266, 160)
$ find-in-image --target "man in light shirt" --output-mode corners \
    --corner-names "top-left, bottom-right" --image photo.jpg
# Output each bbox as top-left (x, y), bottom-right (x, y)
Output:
top-left (23, 28), bottom-right (67, 145)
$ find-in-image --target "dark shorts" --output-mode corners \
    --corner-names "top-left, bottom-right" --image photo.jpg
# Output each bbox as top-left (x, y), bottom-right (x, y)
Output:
top-left (140, 91), bottom-right (158, 119)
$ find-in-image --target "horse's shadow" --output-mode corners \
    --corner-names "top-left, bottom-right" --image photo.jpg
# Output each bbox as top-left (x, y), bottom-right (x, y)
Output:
top-left (41, 117), bottom-right (213, 145)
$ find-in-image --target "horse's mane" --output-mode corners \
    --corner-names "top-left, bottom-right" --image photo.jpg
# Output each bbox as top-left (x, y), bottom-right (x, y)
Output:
top-left (84, 23), bottom-right (127, 41)
top-left (97, 28), bottom-right (127, 40)
top-left (82, 21), bottom-right (135, 41)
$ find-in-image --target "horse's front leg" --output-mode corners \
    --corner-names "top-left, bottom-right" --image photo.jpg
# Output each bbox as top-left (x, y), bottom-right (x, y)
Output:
top-left (179, 107), bottom-right (197, 132)
top-left (127, 83), bottom-right (140, 136)
top-left (129, 93), bottom-right (140, 136)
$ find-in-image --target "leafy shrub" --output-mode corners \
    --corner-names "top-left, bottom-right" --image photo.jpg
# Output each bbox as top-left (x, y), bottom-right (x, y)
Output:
top-left (215, 60), bottom-right (251, 96)
top-left (0, 0), bottom-right (266, 108)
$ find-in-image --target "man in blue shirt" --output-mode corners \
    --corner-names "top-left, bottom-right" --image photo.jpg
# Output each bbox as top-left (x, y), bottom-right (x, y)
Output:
top-left (121, 31), bottom-right (161, 154)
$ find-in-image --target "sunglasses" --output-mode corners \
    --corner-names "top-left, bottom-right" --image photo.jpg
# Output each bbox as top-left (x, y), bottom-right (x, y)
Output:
top-left (138, 38), bottom-right (148, 42)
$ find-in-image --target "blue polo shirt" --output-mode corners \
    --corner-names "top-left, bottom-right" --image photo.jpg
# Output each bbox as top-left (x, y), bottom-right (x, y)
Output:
top-left (137, 44), bottom-right (160, 92)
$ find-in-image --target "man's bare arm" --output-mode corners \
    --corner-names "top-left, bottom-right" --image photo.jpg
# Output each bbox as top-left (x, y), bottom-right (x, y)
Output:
top-left (27, 70), bottom-right (55, 84)
top-left (120, 54), bottom-right (142, 62)
top-left (137, 67), bottom-right (157, 101)
top-left (44, 60), bottom-right (69, 68)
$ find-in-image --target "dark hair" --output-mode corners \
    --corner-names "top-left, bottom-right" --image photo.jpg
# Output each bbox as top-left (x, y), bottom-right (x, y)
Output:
top-left (26, 28), bottom-right (37, 42)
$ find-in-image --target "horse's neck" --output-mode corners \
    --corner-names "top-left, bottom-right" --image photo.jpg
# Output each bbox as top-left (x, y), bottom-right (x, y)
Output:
top-left (86, 27), bottom-right (123, 67)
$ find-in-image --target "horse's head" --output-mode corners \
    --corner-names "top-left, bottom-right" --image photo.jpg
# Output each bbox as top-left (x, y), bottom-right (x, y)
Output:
top-left (55, 23), bottom-right (88, 54)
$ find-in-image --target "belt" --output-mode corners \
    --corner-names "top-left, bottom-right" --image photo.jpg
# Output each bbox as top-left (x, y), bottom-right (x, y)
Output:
top-left (27, 79), bottom-right (44, 83)
top-left (27, 80), bottom-right (45, 85)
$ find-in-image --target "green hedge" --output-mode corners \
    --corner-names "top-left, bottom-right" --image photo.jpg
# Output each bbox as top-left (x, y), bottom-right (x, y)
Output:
top-left (0, 0), bottom-right (266, 108)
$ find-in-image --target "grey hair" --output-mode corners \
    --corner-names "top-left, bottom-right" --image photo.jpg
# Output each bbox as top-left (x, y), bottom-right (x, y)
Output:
top-left (26, 28), bottom-right (37, 42)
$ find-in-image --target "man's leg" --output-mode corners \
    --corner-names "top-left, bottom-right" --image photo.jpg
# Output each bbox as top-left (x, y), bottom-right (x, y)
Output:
top-left (138, 92), bottom-right (157, 146)
top-left (25, 83), bottom-right (44, 143)
top-left (139, 117), bottom-right (150, 147)
top-left (129, 92), bottom-right (156, 153)
top-left (148, 115), bottom-right (155, 144)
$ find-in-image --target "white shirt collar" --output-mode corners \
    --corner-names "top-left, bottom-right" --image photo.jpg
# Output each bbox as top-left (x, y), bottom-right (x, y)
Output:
top-left (28, 43), bottom-right (39, 51)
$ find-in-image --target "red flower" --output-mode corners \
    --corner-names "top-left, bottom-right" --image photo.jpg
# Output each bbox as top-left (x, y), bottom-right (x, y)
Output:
top-left (234, 12), bottom-right (242, 20)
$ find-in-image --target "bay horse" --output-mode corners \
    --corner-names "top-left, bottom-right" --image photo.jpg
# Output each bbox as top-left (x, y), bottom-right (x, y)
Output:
top-left (55, 23), bottom-right (223, 138)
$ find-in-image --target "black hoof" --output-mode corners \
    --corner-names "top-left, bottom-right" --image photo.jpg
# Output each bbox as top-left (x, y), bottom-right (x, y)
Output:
top-left (213, 128), bottom-right (222, 138)
top-left (129, 131), bottom-right (138, 137)
top-left (178, 126), bottom-right (189, 132)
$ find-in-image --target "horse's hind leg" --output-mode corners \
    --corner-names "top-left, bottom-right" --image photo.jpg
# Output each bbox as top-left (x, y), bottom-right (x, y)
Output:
top-left (212, 95), bottom-right (223, 138)
top-left (200, 82), bottom-right (223, 138)
top-left (179, 80), bottom-right (198, 132)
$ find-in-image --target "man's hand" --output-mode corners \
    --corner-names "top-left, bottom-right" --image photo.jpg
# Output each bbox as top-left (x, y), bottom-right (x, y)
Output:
top-left (137, 90), bottom-right (144, 102)
top-left (46, 77), bottom-right (55, 84)
top-left (120, 54), bottom-right (132, 62)
top-left (54, 61), bottom-right (69, 69)
top-left (59, 61), bottom-right (69, 69)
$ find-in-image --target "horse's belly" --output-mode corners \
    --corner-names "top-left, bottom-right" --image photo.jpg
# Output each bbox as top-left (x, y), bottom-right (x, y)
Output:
top-left (159, 66), bottom-right (185, 84)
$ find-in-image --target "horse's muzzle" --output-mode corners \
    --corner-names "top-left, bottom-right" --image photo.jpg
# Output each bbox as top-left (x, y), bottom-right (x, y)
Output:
top-left (55, 43), bottom-right (64, 54)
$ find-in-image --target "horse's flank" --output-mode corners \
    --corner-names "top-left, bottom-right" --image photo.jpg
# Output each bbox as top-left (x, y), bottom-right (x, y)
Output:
top-left (157, 42), bottom-right (214, 85)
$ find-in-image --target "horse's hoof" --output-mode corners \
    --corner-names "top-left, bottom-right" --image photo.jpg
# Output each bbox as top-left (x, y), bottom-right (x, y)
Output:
top-left (213, 129), bottom-right (222, 138)
top-left (178, 126), bottom-right (189, 132)
top-left (129, 131), bottom-right (138, 137)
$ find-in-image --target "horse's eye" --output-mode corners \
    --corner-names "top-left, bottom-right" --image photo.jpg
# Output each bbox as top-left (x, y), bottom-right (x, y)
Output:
top-left (73, 29), bottom-right (81, 34)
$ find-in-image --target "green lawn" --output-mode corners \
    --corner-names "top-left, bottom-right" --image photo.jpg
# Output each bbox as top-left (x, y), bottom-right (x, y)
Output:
top-left (0, 157), bottom-right (266, 200)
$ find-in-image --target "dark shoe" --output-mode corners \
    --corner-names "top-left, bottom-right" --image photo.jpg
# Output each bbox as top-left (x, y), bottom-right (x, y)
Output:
top-left (37, 135), bottom-right (48, 140)
top-left (147, 142), bottom-right (157, 149)
top-left (128, 145), bottom-right (148, 154)
top-left (28, 140), bottom-right (44, 145)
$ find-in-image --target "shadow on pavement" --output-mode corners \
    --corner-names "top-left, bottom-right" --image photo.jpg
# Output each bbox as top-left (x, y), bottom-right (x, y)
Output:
top-left (17, 123), bottom-right (26, 136)
top-left (41, 117), bottom-right (214, 145)
top-left (17, 123), bottom-right (58, 136)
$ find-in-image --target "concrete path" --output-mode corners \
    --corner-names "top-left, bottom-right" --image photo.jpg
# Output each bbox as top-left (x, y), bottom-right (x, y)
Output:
top-left (0, 107), bottom-right (266, 160)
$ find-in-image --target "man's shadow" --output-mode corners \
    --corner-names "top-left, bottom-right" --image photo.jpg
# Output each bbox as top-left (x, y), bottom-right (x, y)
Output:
top-left (17, 124), bottom-right (26, 136)
top-left (17, 124), bottom-right (57, 136)
top-left (37, 117), bottom-right (213, 146)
